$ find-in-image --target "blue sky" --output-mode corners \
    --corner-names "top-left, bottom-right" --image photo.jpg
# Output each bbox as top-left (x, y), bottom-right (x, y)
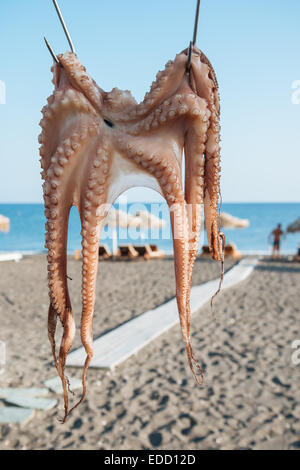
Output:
top-left (0, 0), bottom-right (299, 203)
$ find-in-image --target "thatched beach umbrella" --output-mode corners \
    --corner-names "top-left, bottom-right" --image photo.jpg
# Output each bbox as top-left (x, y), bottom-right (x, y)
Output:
top-left (218, 212), bottom-right (250, 229)
top-left (133, 210), bottom-right (166, 230)
top-left (0, 214), bottom-right (10, 233)
top-left (131, 210), bottom-right (166, 241)
top-left (287, 218), bottom-right (300, 233)
top-left (104, 208), bottom-right (166, 254)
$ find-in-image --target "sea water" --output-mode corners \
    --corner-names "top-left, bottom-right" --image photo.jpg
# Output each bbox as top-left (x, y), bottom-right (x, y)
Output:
top-left (0, 203), bottom-right (299, 255)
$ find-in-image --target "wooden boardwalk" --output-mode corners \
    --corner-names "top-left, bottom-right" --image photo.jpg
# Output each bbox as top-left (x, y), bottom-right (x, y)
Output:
top-left (0, 252), bottom-right (22, 262)
top-left (67, 257), bottom-right (258, 370)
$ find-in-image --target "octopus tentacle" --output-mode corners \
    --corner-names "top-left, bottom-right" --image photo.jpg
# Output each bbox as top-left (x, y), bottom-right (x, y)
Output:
top-left (66, 215), bottom-right (101, 417)
top-left (168, 196), bottom-right (202, 383)
top-left (203, 91), bottom-right (223, 261)
top-left (58, 307), bottom-right (76, 422)
top-left (67, 147), bottom-right (111, 417)
top-left (44, 199), bottom-right (75, 421)
top-left (127, 89), bottom-right (200, 135)
top-left (184, 99), bottom-right (210, 274)
top-left (57, 52), bottom-right (104, 113)
top-left (44, 165), bottom-right (76, 422)
top-left (204, 128), bottom-right (223, 260)
top-left (132, 54), bottom-right (187, 119)
top-left (153, 151), bottom-right (201, 383)
top-left (47, 304), bottom-right (58, 370)
top-left (189, 47), bottom-right (223, 261)
top-left (44, 176), bottom-right (72, 329)
top-left (179, 82), bottom-right (211, 373)
top-left (43, 127), bottom-right (99, 387)
top-left (183, 129), bottom-right (206, 353)
top-left (41, 66), bottom-right (102, 422)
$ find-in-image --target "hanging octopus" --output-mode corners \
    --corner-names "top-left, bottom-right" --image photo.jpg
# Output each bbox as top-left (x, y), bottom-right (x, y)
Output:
top-left (39, 44), bottom-right (223, 421)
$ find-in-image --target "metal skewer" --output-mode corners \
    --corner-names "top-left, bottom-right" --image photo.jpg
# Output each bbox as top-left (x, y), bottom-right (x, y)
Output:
top-left (52, 0), bottom-right (76, 54)
top-left (192, 0), bottom-right (201, 45)
top-left (44, 0), bottom-right (76, 63)
top-left (187, 0), bottom-right (201, 72)
top-left (44, 37), bottom-right (60, 64)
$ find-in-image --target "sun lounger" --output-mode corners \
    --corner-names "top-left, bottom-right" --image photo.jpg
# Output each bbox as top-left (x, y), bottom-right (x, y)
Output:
top-left (200, 243), bottom-right (242, 260)
top-left (224, 242), bottom-right (242, 260)
top-left (199, 245), bottom-right (211, 257)
top-left (133, 245), bottom-right (148, 259)
top-left (74, 249), bottom-right (82, 261)
top-left (99, 244), bottom-right (112, 259)
top-left (149, 245), bottom-right (164, 258)
top-left (118, 245), bottom-right (139, 259)
top-left (133, 244), bottom-right (164, 260)
top-left (294, 245), bottom-right (300, 262)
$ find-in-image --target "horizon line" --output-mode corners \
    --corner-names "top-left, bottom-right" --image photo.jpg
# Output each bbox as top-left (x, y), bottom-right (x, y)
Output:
top-left (0, 201), bottom-right (300, 205)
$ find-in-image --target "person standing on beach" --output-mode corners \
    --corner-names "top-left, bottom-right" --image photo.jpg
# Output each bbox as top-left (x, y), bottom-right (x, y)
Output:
top-left (268, 224), bottom-right (284, 258)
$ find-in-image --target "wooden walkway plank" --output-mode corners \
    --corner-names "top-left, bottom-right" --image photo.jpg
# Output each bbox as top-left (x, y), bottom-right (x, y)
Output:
top-left (67, 257), bottom-right (258, 370)
top-left (44, 376), bottom-right (82, 394)
top-left (0, 388), bottom-right (49, 399)
top-left (0, 407), bottom-right (34, 424)
top-left (0, 252), bottom-right (23, 262)
top-left (4, 395), bottom-right (57, 411)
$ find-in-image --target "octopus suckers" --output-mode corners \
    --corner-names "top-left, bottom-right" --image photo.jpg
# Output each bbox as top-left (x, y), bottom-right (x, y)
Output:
top-left (93, 159), bottom-right (101, 168)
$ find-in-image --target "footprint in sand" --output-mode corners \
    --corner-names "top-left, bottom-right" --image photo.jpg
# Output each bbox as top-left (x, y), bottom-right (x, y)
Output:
top-left (149, 431), bottom-right (162, 447)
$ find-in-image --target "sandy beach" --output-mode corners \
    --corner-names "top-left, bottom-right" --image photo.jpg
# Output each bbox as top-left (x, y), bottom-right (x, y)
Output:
top-left (0, 255), bottom-right (299, 450)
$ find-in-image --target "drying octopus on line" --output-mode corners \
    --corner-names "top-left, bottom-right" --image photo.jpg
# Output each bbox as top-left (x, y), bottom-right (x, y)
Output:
top-left (39, 45), bottom-right (224, 422)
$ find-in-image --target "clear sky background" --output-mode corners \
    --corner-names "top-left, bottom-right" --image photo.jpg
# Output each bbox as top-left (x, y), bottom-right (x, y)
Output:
top-left (0, 0), bottom-right (299, 203)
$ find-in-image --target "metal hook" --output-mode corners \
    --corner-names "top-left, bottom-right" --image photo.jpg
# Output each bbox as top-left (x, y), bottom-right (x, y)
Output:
top-left (44, 0), bottom-right (76, 63)
top-left (187, 0), bottom-right (201, 73)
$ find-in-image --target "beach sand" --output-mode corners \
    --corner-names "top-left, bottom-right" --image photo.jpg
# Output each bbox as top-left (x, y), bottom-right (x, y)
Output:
top-left (0, 255), bottom-right (299, 450)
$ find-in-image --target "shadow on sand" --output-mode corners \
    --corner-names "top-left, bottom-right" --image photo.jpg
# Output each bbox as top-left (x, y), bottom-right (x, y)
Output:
top-left (255, 257), bottom-right (300, 273)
